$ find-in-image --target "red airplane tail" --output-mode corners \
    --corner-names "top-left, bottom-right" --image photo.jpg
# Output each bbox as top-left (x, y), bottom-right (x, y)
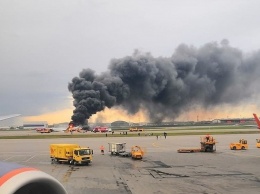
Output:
top-left (253, 113), bottom-right (260, 129)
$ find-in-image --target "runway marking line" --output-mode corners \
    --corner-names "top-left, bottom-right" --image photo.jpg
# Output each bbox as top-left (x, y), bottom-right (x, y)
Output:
top-left (3, 156), bottom-right (15, 161)
top-left (24, 155), bottom-right (36, 162)
top-left (152, 142), bottom-right (162, 148)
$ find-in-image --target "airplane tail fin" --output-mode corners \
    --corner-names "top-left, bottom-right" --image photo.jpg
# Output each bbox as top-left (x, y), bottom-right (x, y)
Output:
top-left (64, 126), bottom-right (70, 133)
top-left (253, 113), bottom-right (260, 129)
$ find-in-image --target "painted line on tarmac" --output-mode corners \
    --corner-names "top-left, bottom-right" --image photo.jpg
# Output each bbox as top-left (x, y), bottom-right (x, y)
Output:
top-left (24, 155), bottom-right (36, 162)
top-left (152, 142), bottom-right (160, 147)
top-left (2, 156), bottom-right (15, 161)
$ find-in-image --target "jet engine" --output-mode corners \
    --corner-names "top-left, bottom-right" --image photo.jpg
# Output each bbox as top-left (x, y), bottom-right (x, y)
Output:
top-left (0, 162), bottom-right (67, 194)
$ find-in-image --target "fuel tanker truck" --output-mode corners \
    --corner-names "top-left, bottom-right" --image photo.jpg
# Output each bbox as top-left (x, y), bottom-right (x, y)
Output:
top-left (0, 161), bottom-right (67, 194)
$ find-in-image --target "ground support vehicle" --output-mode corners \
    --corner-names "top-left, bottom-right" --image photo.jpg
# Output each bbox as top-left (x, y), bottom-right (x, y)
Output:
top-left (108, 143), bottom-right (145, 159)
top-left (131, 146), bottom-right (144, 159)
top-left (36, 128), bottom-right (52, 133)
top-left (230, 139), bottom-right (248, 150)
top-left (178, 135), bottom-right (217, 153)
top-left (200, 135), bottom-right (216, 152)
top-left (177, 148), bottom-right (202, 153)
top-left (50, 144), bottom-right (93, 165)
top-left (108, 143), bottom-right (128, 155)
top-left (256, 139), bottom-right (260, 148)
top-left (118, 152), bottom-right (132, 157)
top-left (129, 128), bottom-right (144, 132)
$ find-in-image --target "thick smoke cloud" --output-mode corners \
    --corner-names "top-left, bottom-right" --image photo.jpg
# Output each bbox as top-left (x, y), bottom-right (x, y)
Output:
top-left (68, 40), bottom-right (260, 125)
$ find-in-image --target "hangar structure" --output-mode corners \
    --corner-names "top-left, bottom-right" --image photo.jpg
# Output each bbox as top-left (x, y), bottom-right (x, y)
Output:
top-left (0, 114), bottom-right (23, 129)
top-left (23, 121), bottom-right (48, 129)
top-left (111, 121), bottom-right (130, 127)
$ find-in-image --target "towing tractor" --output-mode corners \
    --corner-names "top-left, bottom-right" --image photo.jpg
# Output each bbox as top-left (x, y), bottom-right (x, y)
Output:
top-left (256, 139), bottom-right (260, 148)
top-left (131, 146), bottom-right (144, 159)
top-left (230, 139), bottom-right (248, 150)
top-left (200, 135), bottom-right (217, 152)
top-left (178, 135), bottom-right (217, 153)
top-left (50, 144), bottom-right (93, 165)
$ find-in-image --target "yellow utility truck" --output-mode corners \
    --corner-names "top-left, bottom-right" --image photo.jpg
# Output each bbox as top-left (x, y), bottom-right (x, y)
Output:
top-left (256, 139), bottom-right (260, 148)
top-left (230, 139), bottom-right (248, 150)
top-left (50, 144), bottom-right (93, 165)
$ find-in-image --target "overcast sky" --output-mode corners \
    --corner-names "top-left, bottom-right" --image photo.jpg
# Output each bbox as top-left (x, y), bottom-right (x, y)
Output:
top-left (1, 0), bottom-right (260, 121)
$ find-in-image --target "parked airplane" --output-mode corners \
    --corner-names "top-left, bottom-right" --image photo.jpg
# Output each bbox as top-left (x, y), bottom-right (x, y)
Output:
top-left (253, 113), bottom-right (260, 129)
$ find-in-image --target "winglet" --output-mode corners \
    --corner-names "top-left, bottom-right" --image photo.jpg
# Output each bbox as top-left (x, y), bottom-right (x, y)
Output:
top-left (253, 113), bottom-right (260, 129)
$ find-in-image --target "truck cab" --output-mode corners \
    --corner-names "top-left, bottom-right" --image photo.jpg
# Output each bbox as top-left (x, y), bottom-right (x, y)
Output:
top-left (230, 139), bottom-right (248, 150)
top-left (71, 148), bottom-right (93, 165)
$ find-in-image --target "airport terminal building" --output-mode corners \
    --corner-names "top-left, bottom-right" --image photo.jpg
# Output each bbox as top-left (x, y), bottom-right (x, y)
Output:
top-left (23, 121), bottom-right (48, 129)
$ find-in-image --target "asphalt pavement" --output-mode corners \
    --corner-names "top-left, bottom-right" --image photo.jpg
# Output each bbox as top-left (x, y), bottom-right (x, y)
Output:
top-left (0, 133), bottom-right (260, 194)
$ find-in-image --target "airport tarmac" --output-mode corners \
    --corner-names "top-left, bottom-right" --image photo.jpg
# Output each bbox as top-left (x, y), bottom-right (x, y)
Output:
top-left (0, 134), bottom-right (260, 194)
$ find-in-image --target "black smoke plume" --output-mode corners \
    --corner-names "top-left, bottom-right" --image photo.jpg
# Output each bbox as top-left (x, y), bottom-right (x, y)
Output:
top-left (68, 40), bottom-right (260, 125)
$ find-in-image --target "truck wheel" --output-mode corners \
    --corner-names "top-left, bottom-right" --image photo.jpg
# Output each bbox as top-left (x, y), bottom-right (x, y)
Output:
top-left (233, 146), bottom-right (236, 150)
top-left (241, 146), bottom-right (245, 150)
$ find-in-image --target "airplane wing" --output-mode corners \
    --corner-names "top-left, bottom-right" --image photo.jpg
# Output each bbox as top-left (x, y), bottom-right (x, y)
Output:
top-left (0, 114), bottom-right (21, 121)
